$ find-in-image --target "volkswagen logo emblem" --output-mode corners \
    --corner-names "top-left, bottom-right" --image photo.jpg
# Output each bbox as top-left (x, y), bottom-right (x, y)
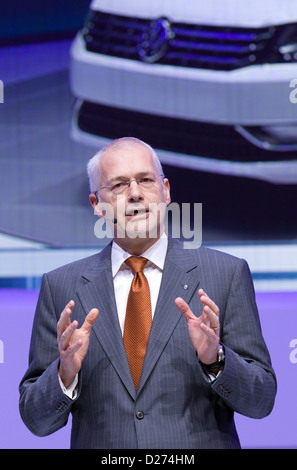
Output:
top-left (138, 17), bottom-right (174, 63)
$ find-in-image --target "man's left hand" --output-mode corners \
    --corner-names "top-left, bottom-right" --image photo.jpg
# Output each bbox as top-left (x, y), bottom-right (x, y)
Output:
top-left (175, 289), bottom-right (220, 364)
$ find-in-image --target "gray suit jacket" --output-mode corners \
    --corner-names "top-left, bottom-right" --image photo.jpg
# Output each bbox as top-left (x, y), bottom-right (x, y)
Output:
top-left (19, 238), bottom-right (276, 449)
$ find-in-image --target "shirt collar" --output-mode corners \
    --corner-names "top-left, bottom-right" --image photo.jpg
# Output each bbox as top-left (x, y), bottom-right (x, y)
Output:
top-left (111, 233), bottom-right (168, 277)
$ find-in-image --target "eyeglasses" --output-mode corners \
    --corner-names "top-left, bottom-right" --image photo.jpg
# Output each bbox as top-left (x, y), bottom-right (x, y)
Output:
top-left (94, 174), bottom-right (165, 197)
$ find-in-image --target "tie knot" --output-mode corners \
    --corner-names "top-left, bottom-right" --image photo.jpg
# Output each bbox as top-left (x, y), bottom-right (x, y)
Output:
top-left (125, 256), bottom-right (148, 273)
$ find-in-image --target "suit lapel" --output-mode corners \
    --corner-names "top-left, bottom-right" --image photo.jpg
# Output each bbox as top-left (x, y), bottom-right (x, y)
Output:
top-left (138, 238), bottom-right (200, 394)
top-left (76, 243), bottom-right (136, 399)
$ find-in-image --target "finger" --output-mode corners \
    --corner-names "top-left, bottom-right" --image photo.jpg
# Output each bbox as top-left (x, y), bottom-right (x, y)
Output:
top-left (198, 289), bottom-right (219, 316)
top-left (175, 297), bottom-right (196, 321)
top-left (59, 319), bottom-right (78, 351)
top-left (201, 306), bottom-right (220, 335)
top-left (201, 306), bottom-right (220, 332)
top-left (57, 300), bottom-right (75, 332)
top-left (200, 322), bottom-right (220, 340)
top-left (200, 291), bottom-right (218, 312)
top-left (61, 338), bottom-right (83, 358)
top-left (81, 308), bottom-right (99, 332)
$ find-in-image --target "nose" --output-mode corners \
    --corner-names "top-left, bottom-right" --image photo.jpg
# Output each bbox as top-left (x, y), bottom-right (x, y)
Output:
top-left (127, 179), bottom-right (143, 201)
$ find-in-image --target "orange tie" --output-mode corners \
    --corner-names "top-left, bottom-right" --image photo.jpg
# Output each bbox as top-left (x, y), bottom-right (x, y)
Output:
top-left (123, 256), bottom-right (152, 391)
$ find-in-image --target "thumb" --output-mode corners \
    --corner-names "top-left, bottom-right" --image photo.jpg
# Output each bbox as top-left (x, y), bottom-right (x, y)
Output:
top-left (83, 308), bottom-right (99, 330)
top-left (175, 297), bottom-right (195, 321)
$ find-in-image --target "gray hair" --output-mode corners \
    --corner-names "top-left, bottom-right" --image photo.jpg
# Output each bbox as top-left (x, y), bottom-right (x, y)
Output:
top-left (87, 137), bottom-right (164, 193)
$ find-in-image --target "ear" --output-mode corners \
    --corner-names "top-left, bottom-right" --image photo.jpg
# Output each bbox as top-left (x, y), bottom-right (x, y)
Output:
top-left (89, 193), bottom-right (104, 217)
top-left (163, 178), bottom-right (171, 206)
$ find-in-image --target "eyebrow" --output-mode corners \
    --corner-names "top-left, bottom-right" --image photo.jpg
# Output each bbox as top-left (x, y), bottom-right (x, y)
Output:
top-left (107, 171), bottom-right (155, 184)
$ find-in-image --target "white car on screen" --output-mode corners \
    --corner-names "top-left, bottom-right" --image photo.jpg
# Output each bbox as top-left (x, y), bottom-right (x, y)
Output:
top-left (70, 0), bottom-right (297, 183)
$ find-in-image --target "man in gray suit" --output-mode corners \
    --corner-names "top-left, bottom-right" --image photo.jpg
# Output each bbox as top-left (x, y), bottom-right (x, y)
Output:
top-left (19, 137), bottom-right (276, 449)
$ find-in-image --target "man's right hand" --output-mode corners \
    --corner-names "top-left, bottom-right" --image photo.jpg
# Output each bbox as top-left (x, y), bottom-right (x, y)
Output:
top-left (57, 300), bottom-right (99, 389)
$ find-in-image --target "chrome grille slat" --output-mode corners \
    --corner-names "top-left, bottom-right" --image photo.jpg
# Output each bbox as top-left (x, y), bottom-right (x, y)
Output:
top-left (173, 26), bottom-right (259, 42)
top-left (82, 10), bottom-right (279, 70)
top-left (170, 39), bottom-right (252, 54)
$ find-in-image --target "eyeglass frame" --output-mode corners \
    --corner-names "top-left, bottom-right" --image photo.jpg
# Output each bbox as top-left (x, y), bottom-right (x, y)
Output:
top-left (93, 173), bottom-right (165, 200)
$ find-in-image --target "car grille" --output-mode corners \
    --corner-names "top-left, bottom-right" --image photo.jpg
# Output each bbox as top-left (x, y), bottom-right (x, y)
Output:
top-left (81, 10), bottom-right (287, 71)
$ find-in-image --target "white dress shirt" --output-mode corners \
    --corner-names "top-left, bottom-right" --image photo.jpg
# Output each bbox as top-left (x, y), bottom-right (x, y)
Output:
top-left (112, 233), bottom-right (168, 333)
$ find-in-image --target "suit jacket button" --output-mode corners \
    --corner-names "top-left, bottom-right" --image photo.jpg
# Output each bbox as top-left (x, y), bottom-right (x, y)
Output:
top-left (136, 411), bottom-right (144, 420)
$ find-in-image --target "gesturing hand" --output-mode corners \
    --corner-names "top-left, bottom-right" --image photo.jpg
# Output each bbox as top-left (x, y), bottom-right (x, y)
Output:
top-left (57, 300), bottom-right (99, 388)
top-left (175, 289), bottom-right (220, 364)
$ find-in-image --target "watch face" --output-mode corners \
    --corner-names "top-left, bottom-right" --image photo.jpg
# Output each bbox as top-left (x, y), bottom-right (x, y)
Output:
top-left (218, 345), bottom-right (225, 362)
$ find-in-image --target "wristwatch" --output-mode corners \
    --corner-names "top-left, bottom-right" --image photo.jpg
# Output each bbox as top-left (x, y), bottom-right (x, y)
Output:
top-left (217, 344), bottom-right (225, 363)
top-left (202, 344), bottom-right (225, 372)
